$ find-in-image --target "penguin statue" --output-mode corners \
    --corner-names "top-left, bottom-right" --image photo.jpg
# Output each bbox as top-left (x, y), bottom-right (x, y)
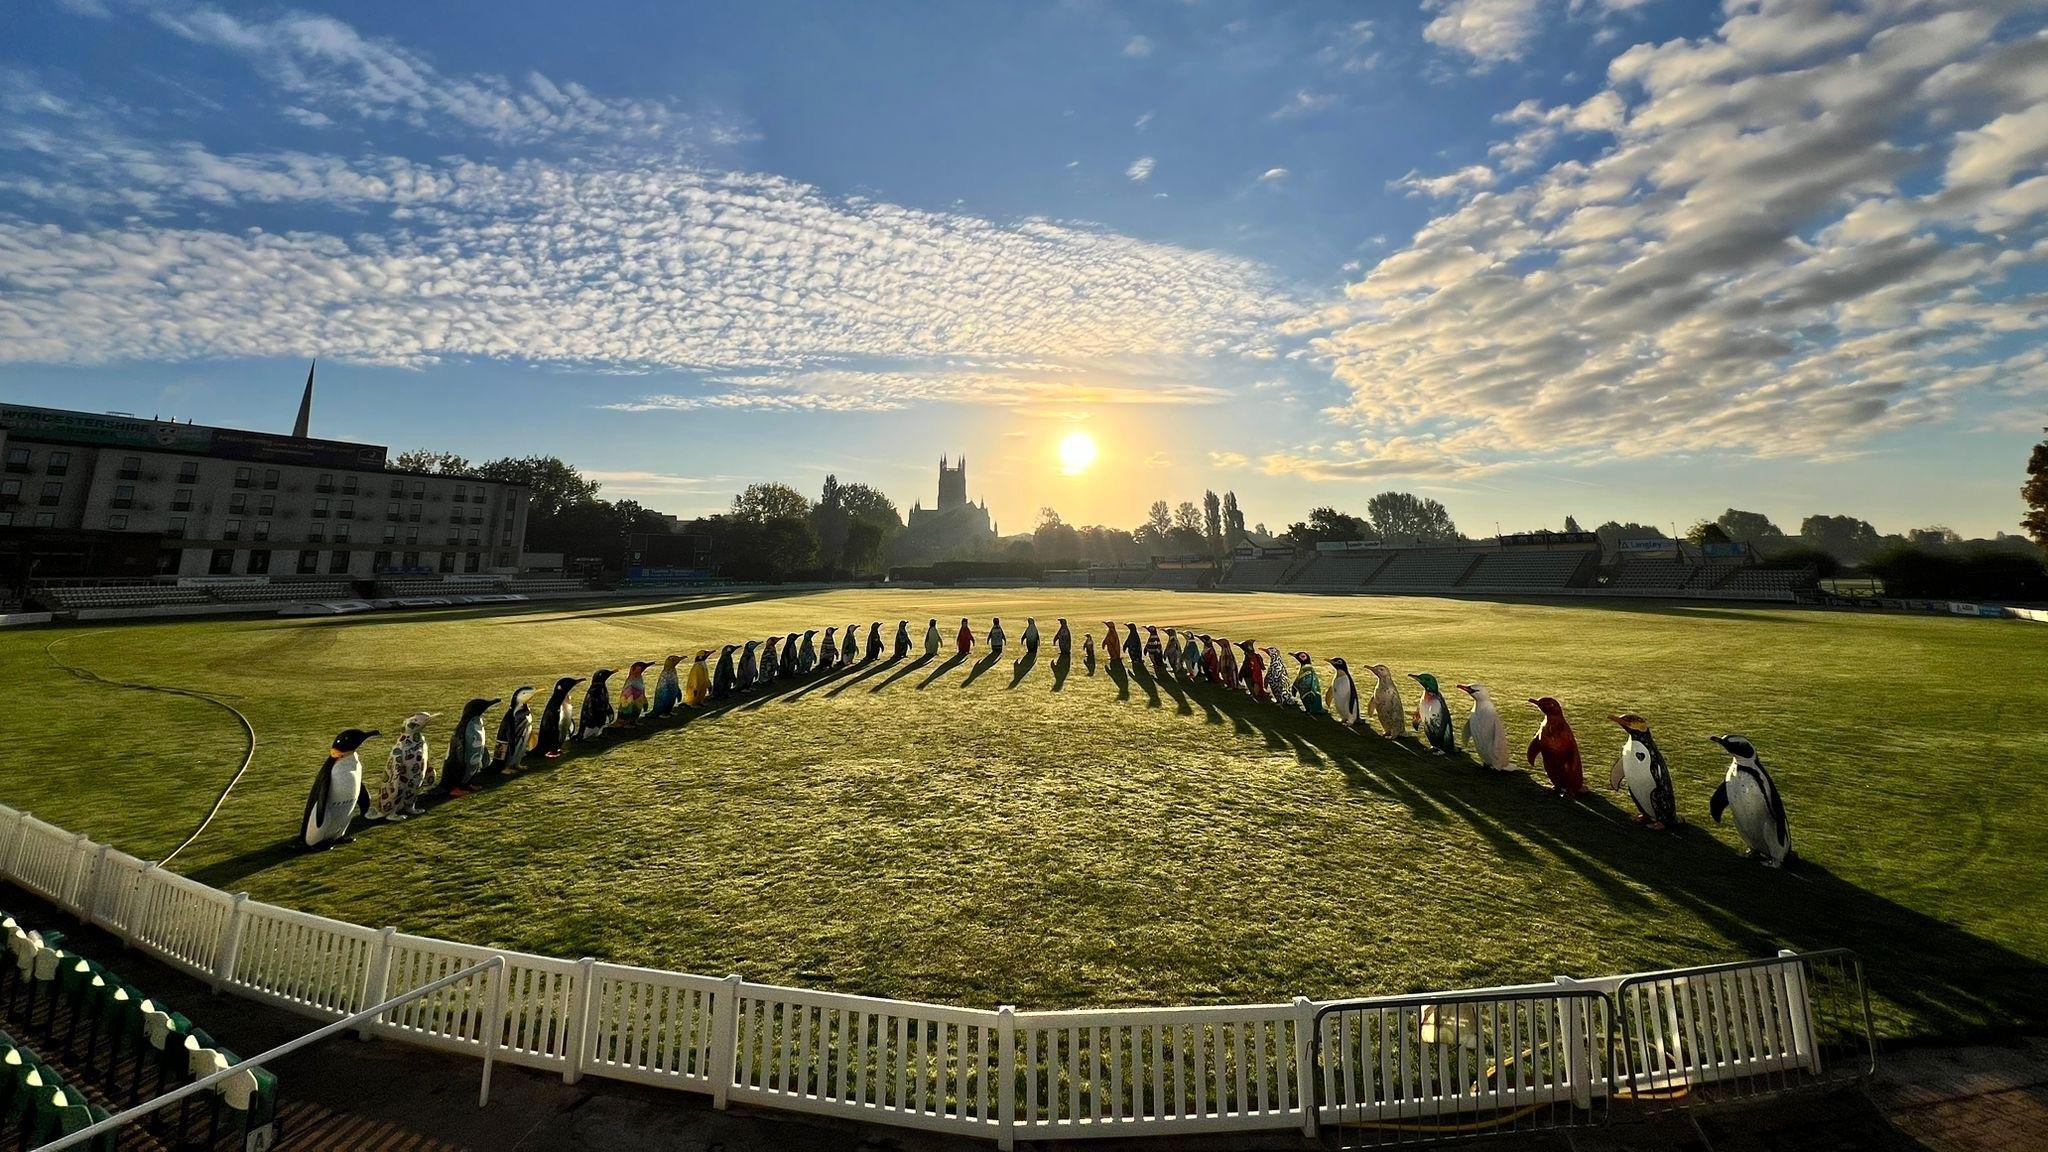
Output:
top-left (840, 624), bottom-right (859, 666)
top-left (924, 619), bottom-right (941, 658)
top-left (373, 711), bottom-right (436, 820)
top-left (1182, 631), bottom-right (1203, 679)
top-left (1199, 636), bottom-right (1222, 683)
top-left (1101, 622), bottom-right (1120, 664)
top-left (1292, 652), bottom-right (1327, 715)
top-left (1526, 697), bottom-right (1587, 797)
top-left (1020, 618), bottom-right (1040, 663)
top-left (1220, 637), bottom-right (1240, 687)
top-left (1053, 618), bottom-right (1071, 662)
top-left (1240, 641), bottom-right (1268, 701)
top-left (797, 631), bottom-right (818, 675)
top-left (895, 620), bottom-right (913, 661)
top-left (617, 661), bottom-right (651, 726)
top-left (1326, 658), bottom-right (1361, 726)
top-left (440, 696), bottom-right (499, 795)
top-left (712, 645), bottom-right (739, 698)
top-left (1122, 622), bottom-right (1143, 668)
top-left (865, 621), bottom-right (884, 664)
top-left (1457, 683), bottom-right (1513, 770)
top-left (958, 618), bottom-right (975, 656)
top-left (1144, 626), bottom-right (1168, 675)
top-left (1082, 631), bottom-right (1096, 671)
top-left (1709, 734), bottom-right (1790, 865)
top-left (490, 686), bottom-right (536, 774)
top-left (1264, 646), bottom-right (1291, 704)
top-left (299, 728), bottom-right (379, 849)
top-left (819, 628), bottom-right (839, 674)
top-left (534, 676), bottom-right (583, 758)
top-left (780, 632), bottom-right (800, 678)
top-left (736, 641), bottom-right (760, 691)
top-left (577, 668), bottom-right (617, 739)
top-left (684, 650), bottom-right (712, 705)
top-left (1609, 714), bottom-right (1678, 829)
top-left (989, 617), bottom-right (1006, 657)
top-left (758, 638), bottom-right (780, 686)
top-left (1365, 665), bottom-right (1405, 738)
top-left (1409, 673), bottom-right (1457, 754)
top-left (651, 655), bottom-right (685, 718)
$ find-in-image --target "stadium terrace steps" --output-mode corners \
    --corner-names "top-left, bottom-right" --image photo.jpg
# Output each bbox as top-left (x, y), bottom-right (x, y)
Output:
top-left (1366, 549), bottom-right (1482, 589)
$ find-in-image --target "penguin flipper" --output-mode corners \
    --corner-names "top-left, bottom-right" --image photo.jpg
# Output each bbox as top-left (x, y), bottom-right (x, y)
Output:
top-left (1650, 761), bottom-right (1676, 824)
top-left (299, 770), bottom-right (331, 848)
top-left (1526, 737), bottom-right (1541, 767)
top-left (1709, 781), bottom-right (1730, 824)
top-left (1608, 748), bottom-right (1628, 792)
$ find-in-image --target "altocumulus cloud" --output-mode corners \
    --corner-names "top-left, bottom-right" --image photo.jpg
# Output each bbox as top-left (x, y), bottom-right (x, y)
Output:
top-left (0, 8), bottom-right (1302, 414)
top-left (1302, 0), bottom-right (2048, 474)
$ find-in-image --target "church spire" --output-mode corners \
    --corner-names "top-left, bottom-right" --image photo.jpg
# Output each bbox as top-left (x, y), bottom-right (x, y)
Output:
top-left (292, 360), bottom-right (315, 438)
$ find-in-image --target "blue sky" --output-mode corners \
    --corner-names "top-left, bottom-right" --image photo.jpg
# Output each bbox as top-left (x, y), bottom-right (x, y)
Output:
top-left (2, 0), bottom-right (2044, 538)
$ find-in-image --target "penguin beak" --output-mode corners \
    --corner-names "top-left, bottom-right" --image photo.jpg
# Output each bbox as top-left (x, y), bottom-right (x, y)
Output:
top-left (1608, 714), bottom-right (1625, 727)
top-left (1527, 698), bottom-right (1542, 708)
top-left (1455, 683), bottom-right (1474, 695)
top-left (1708, 734), bottom-right (1733, 751)
top-left (363, 729), bottom-right (381, 738)
top-left (1407, 673), bottom-right (1421, 682)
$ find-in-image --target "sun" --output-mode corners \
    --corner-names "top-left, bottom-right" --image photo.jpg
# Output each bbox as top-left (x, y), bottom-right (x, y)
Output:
top-left (1058, 431), bottom-right (1098, 476)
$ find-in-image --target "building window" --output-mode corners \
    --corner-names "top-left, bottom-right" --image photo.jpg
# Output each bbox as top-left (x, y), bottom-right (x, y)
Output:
top-left (453, 484), bottom-right (466, 501)
top-left (111, 483), bottom-right (136, 509)
top-left (3, 448), bottom-right (28, 474)
top-left (177, 462), bottom-right (199, 483)
top-left (312, 498), bottom-right (330, 518)
top-left (496, 551), bottom-right (511, 567)
top-left (315, 473), bottom-right (335, 493)
top-left (297, 550), bottom-right (320, 575)
top-left (500, 529), bottom-right (512, 546)
top-left (372, 550), bottom-right (393, 572)
top-left (33, 512), bottom-right (55, 528)
top-left (0, 479), bottom-right (18, 503)
top-left (233, 466), bottom-right (253, 488)
top-left (401, 550), bottom-right (420, 569)
top-left (329, 550), bottom-right (351, 574)
top-left (466, 531), bottom-right (480, 546)
top-left (247, 549), bottom-right (271, 574)
top-left (223, 518), bottom-right (242, 541)
top-left (229, 493), bottom-right (248, 514)
top-left (106, 514), bottom-right (129, 530)
top-left (409, 503), bottom-right (423, 523)
top-left (342, 476), bottom-right (358, 495)
top-left (262, 468), bottom-right (280, 490)
top-left (473, 490), bottom-right (487, 504)
top-left (171, 488), bottom-right (193, 512)
top-left (437, 551), bottom-right (455, 573)
top-left (406, 526), bottom-right (419, 544)
top-left (464, 552), bottom-right (482, 573)
top-left (118, 455), bottom-right (142, 480)
top-left (410, 481), bottom-right (425, 499)
top-left (334, 522), bottom-right (351, 542)
top-left (306, 528), bottom-right (324, 543)
top-left (253, 519), bottom-right (271, 542)
top-left (46, 452), bottom-right (70, 477)
top-left (447, 531), bottom-right (460, 545)
top-left (209, 549), bottom-right (235, 575)
top-left (382, 525), bottom-right (397, 543)
top-left (167, 516), bottom-right (187, 538)
top-left (258, 495), bottom-right (276, 515)
top-left (337, 499), bottom-right (354, 520)
top-left (0, 512), bottom-right (12, 527)
top-left (385, 502), bottom-right (400, 522)
top-left (38, 482), bottom-right (62, 507)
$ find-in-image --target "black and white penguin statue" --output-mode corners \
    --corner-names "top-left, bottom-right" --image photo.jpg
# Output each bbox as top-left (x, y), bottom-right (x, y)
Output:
top-left (577, 668), bottom-right (616, 739)
top-left (298, 728), bottom-right (379, 849)
top-left (1609, 714), bottom-right (1678, 829)
top-left (490, 686), bottom-right (535, 775)
top-left (534, 676), bottom-right (583, 758)
top-left (1709, 734), bottom-right (1790, 866)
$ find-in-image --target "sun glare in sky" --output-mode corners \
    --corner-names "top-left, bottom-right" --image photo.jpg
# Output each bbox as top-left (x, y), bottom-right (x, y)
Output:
top-left (1058, 431), bottom-right (1098, 476)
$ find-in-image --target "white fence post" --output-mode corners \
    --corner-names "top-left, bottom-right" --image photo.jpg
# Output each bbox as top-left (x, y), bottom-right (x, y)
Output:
top-left (82, 843), bottom-right (112, 930)
top-left (996, 1005), bottom-right (1016, 1151)
top-left (1777, 949), bottom-right (1820, 1074)
top-left (709, 974), bottom-right (742, 1110)
top-left (126, 862), bottom-right (159, 951)
top-left (1554, 977), bottom-right (1595, 1108)
top-left (479, 955), bottom-right (507, 1107)
top-left (358, 926), bottom-right (396, 1040)
top-left (4, 810), bottom-right (31, 876)
top-left (211, 892), bottom-right (248, 993)
top-left (62, 833), bottom-right (92, 914)
top-left (563, 957), bottom-right (596, 1085)
top-left (1292, 996), bottom-right (1318, 1138)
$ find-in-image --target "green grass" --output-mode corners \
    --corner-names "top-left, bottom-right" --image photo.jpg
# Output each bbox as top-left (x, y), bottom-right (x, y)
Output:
top-left (1, 590), bottom-right (2043, 1041)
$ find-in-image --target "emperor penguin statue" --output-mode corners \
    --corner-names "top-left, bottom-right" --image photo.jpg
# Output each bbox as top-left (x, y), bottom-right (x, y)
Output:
top-left (1409, 672), bottom-right (1456, 754)
top-left (617, 662), bottom-right (651, 726)
top-left (490, 686), bottom-right (536, 774)
top-left (1458, 683), bottom-right (1513, 770)
top-left (1709, 734), bottom-right (1790, 865)
top-left (1366, 664), bottom-right (1405, 739)
top-left (1526, 697), bottom-right (1587, 797)
top-left (684, 650), bottom-right (712, 705)
top-left (440, 696), bottom-right (499, 795)
top-left (577, 668), bottom-right (617, 739)
top-left (1326, 658), bottom-right (1361, 726)
top-left (1122, 623), bottom-right (1142, 668)
top-left (1609, 714), bottom-right (1679, 829)
top-left (299, 728), bottom-right (379, 849)
top-left (535, 676), bottom-right (583, 758)
top-left (651, 655), bottom-right (685, 718)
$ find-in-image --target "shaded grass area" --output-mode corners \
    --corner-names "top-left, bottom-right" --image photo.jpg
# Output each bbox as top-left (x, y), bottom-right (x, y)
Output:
top-left (0, 590), bottom-right (2042, 1040)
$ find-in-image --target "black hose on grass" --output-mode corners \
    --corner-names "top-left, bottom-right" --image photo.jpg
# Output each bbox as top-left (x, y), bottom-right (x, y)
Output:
top-left (43, 632), bottom-right (256, 867)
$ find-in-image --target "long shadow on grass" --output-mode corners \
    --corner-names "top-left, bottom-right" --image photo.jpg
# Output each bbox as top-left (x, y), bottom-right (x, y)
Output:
top-left (1050, 654), bottom-right (1070, 692)
top-left (959, 651), bottom-right (1003, 688)
top-left (824, 657), bottom-right (897, 697)
top-left (872, 655), bottom-right (934, 694)
top-left (1007, 650), bottom-right (1037, 689)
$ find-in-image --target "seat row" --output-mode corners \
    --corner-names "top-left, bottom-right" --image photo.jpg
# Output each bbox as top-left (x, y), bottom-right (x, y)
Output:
top-left (2, 912), bottom-right (280, 1150)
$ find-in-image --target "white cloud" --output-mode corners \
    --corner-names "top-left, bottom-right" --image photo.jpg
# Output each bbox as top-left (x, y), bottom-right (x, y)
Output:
top-left (1390, 163), bottom-right (1496, 199)
top-left (1422, 0), bottom-right (1543, 68)
top-left (1304, 1), bottom-right (2048, 479)
top-left (1315, 20), bottom-right (1380, 73)
top-left (1209, 450), bottom-right (1250, 469)
top-left (1125, 155), bottom-right (1156, 182)
top-left (1270, 90), bottom-right (1339, 120)
top-left (1134, 111), bottom-right (1154, 131)
top-left (1123, 35), bottom-right (1153, 59)
top-left (1259, 167), bottom-right (1290, 183)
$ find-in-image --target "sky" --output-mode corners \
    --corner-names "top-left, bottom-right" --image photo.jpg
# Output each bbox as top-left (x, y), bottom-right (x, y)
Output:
top-left (2, 0), bottom-right (2045, 540)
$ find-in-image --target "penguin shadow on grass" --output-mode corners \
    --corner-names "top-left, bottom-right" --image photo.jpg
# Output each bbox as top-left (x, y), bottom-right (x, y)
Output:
top-left (1049, 653), bottom-right (1071, 692)
top-left (915, 653), bottom-right (968, 690)
top-left (1226, 694), bottom-right (2048, 1037)
top-left (823, 657), bottom-right (898, 698)
top-left (871, 654), bottom-right (934, 694)
top-left (1006, 650), bottom-right (1038, 689)
top-left (959, 650), bottom-right (1003, 689)
top-left (1104, 661), bottom-right (1131, 702)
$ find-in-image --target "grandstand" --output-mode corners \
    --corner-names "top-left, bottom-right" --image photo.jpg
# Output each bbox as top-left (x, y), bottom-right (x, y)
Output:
top-left (1217, 555), bottom-right (1293, 587)
top-left (1040, 565), bottom-right (1213, 590)
top-left (1368, 549), bottom-right (1482, 589)
top-left (1461, 549), bottom-right (1598, 589)
top-left (1286, 551), bottom-right (1390, 590)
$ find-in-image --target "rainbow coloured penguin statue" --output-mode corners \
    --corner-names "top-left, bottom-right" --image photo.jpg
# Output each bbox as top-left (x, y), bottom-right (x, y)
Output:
top-left (1366, 664), bottom-right (1405, 739)
top-left (1526, 697), bottom-right (1586, 797)
top-left (1457, 682), bottom-right (1512, 770)
top-left (1609, 714), bottom-right (1678, 829)
top-left (651, 655), bottom-right (684, 718)
top-left (1709, 734), bottom-right (1790, 865)
top-left (298, 728), bottom-right (379, 849)
top-left (616, 662), bottom-right (651, 727)
top-left (1409, 672), bottom-right (1457, 754)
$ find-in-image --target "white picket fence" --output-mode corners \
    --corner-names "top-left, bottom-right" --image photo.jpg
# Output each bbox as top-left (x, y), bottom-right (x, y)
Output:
top-left (0, 803), bottom-right (1863, 1147)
